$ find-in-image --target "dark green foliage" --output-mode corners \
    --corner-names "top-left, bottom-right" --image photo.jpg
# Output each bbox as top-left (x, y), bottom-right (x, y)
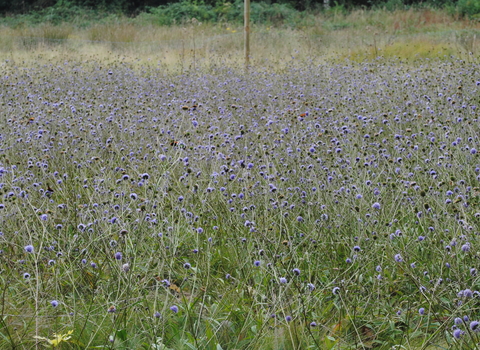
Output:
top-left (1, 0), bottom-right (479, 25)
top-left (457, 0), bottom-right (480, 17)
top-left (146, 1), bottom-right (217, 25)
top-left (144, 0), bottom-right (307, 26)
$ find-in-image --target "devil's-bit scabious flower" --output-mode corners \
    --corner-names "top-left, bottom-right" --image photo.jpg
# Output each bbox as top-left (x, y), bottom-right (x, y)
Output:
top-left (461, 243), bottom-right (470, 252)
top-left (170, 305), bottom-right (179, 313)
top-left (453, 328), bottom-right (464, 339)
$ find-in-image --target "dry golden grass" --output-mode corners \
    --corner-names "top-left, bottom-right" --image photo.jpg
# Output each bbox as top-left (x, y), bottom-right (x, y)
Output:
top-left (0, 8), bottom-right (479, 70)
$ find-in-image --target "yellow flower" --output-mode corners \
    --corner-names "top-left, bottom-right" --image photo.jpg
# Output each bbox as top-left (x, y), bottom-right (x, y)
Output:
top-left (34, 330), bottom-right (74, 348)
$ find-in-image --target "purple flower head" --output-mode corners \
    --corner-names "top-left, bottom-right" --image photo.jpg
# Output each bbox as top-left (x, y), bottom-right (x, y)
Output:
top-left (293, 268), bottom-right (301, 276)
top-left (170, 305), bottom-right (179, 313)
top-left (454, 317), bottom-right (463, 325)
top-left (285, 315), bottom-right (292, 322)
top-left (279, 277), bottom-right (288, 284)
top-left (372, 202), bottom-right (381, 210)
top-left (51, 300), bottom-right (59, 307)
top-left (419, 308), bottom-right (425, 315)
top-left (394, 254), bottom-right (403, 262)
top-left (254, 260), bottom-right (261, 267)
top-left (470, 321), bottom-right (479, 331)
top-left (332, 287), bottom-right (340, 295)
top-left (24, 245), bottom-right (34, 253)
top-left (184, 263), bottom-right (191, 269)
top-left (453, 328), bottom-right (464, 339)
top-left (154, 312), bottom-right (161, 318)
top-left (310, 321), bottom-right (317, 327)
top-left (114, 252), bottom-right (122, 260)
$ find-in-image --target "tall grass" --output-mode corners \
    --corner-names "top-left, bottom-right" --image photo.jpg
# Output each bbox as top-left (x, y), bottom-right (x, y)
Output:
top-left (0, 8), bottom-right (478, 70)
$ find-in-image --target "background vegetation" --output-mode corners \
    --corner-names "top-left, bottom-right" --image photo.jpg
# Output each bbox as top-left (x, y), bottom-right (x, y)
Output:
top-left (1, 0), bottom-right (480, 27)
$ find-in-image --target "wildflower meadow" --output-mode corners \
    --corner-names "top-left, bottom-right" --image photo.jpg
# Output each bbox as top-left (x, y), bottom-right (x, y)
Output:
top-left (1, 55), bottom-right (480, 349)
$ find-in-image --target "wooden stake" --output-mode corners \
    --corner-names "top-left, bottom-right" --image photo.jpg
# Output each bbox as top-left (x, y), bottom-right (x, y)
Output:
top-left (244, 0), bottom-right (250, 67)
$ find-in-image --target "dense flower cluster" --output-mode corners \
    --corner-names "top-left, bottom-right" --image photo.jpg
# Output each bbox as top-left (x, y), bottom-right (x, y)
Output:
top-left (0, 57), bottom-right (479, 347)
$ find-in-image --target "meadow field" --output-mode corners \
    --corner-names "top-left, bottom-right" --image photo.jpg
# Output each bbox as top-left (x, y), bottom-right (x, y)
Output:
top-left (1, 7), bottom-right (480, 350)
top-left (0, 7), bottom-right (480, 69)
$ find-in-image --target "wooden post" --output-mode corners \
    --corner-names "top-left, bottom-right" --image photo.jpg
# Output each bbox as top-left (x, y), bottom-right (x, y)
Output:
top-left (244, 0), bottom-right (250, 66)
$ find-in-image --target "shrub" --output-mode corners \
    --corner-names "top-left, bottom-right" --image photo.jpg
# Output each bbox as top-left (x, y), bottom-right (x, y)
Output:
top-left (147, 1), bottom-right (217, 25)
top-left (457, 0), bottom-right (480, 17)
top-left (143, 0), bottom-right (308, 27)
